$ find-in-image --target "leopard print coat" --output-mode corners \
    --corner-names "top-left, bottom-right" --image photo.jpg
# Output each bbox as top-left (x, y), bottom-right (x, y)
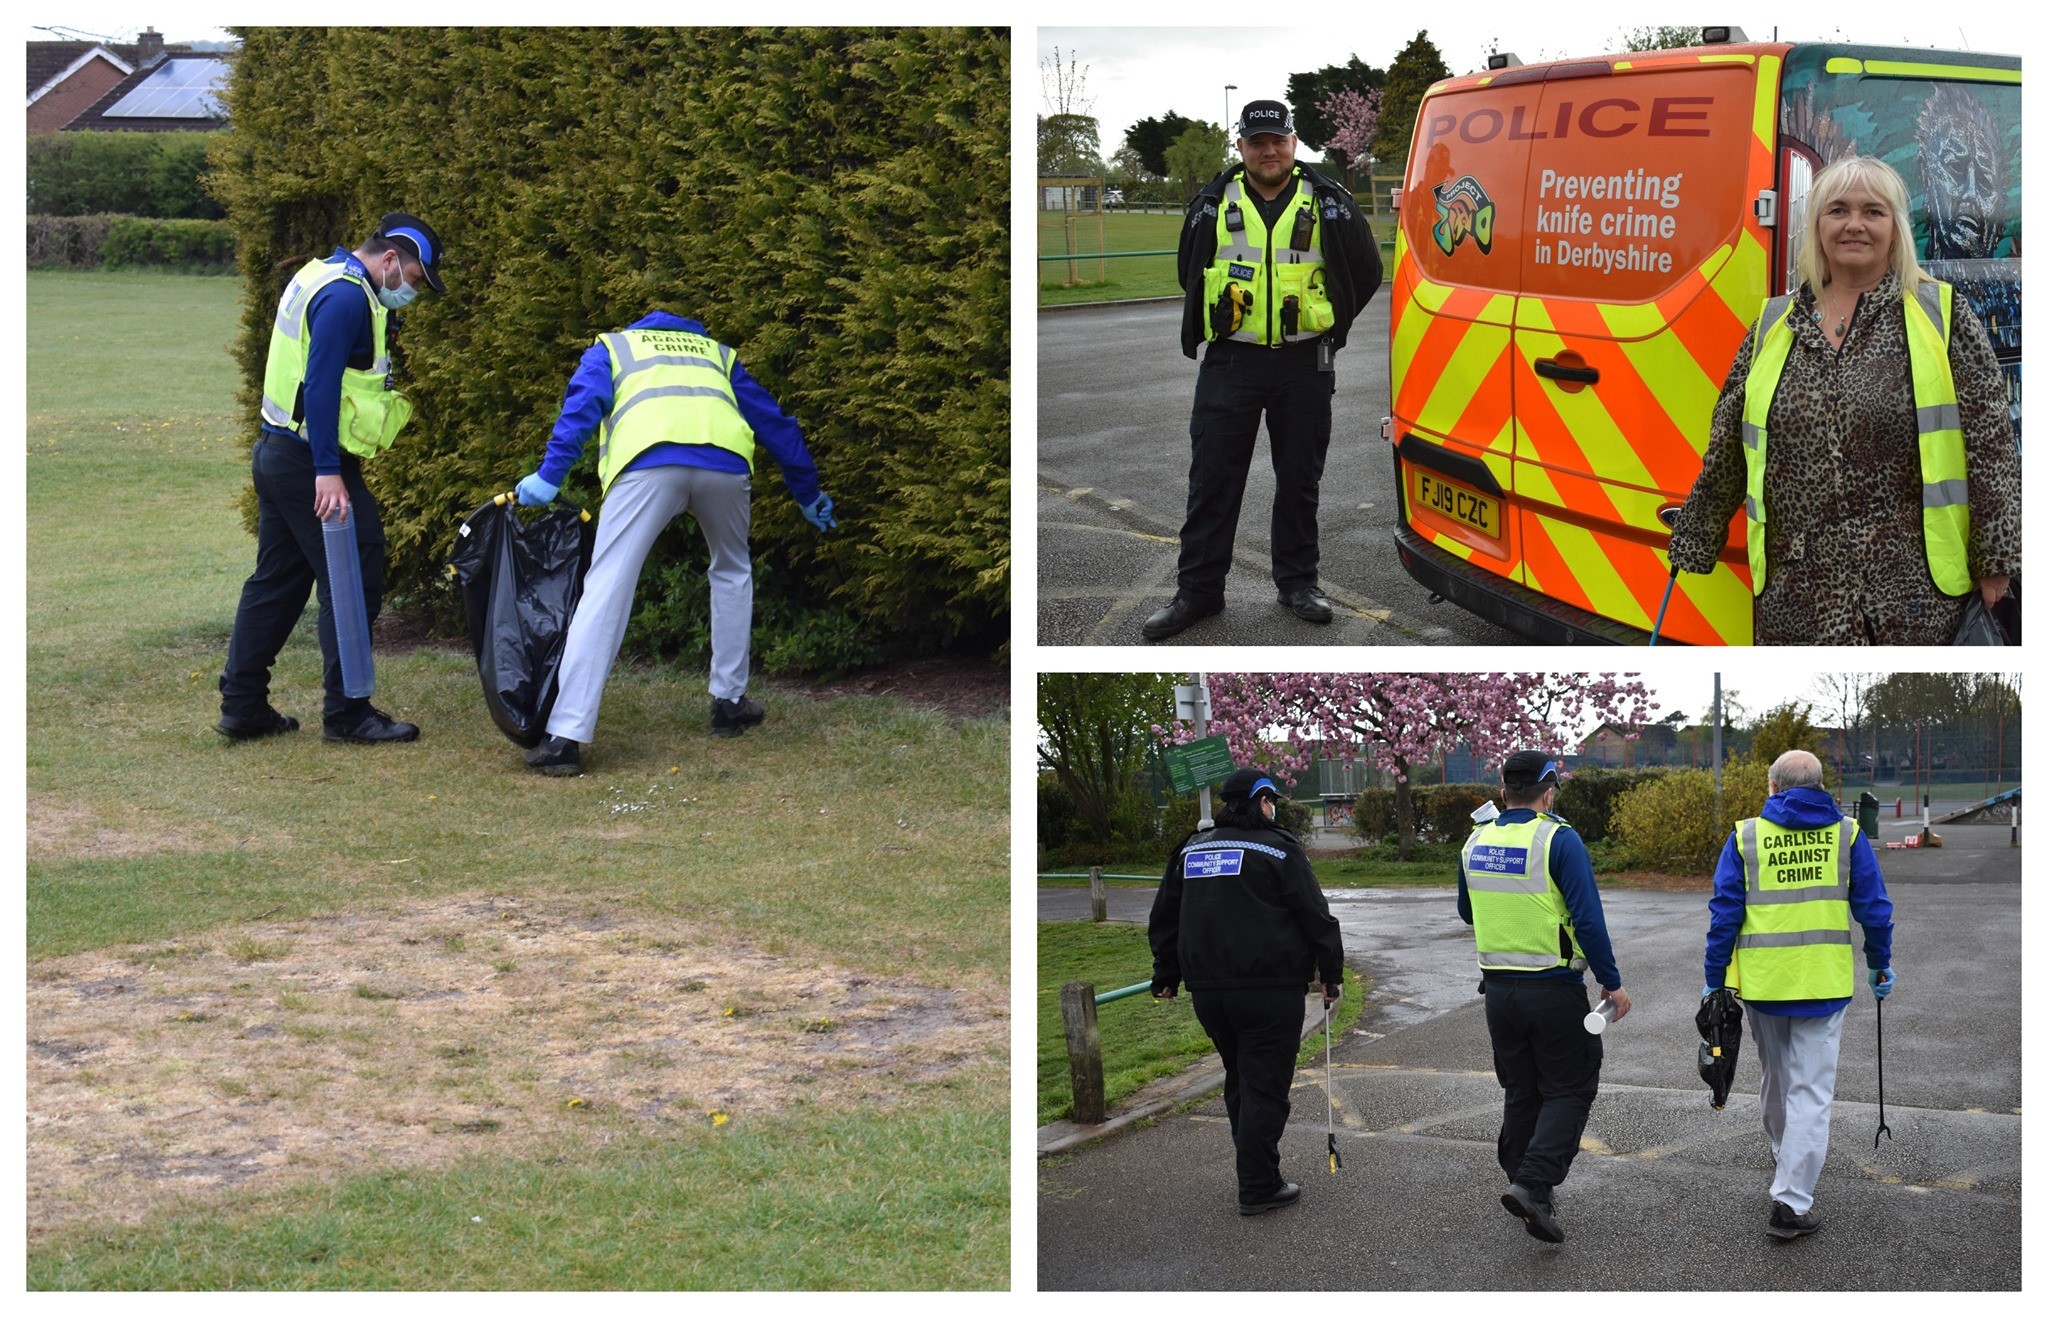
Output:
top-left (1667, 271), bottom-right (2020, 645)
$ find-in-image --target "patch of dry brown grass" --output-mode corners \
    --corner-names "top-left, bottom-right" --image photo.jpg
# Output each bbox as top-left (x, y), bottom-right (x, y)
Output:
top-left (27, 893), bottom-right (1005, 1237)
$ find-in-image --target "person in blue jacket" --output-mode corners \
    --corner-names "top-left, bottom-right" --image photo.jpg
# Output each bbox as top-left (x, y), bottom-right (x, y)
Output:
top-left (217, 213), bottom-right (445, 745)
top-left (514, 311), bottom-right (833, 774)
top-left (1704, 749), bottom-right (1895, 1241)
top-left (1457, 751), bottom-right (1628, 1244)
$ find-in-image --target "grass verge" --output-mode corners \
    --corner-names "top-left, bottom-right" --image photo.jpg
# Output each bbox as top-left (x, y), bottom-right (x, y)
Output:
top-left (1036, 920), bottom-right (1363, 1126)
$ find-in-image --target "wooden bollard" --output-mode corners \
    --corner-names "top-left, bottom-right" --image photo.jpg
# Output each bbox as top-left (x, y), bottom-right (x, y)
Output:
top-left (1089, 865), bottom-right (1107, 923)
top-left (1061, 979), bottom-right (1107, 1124)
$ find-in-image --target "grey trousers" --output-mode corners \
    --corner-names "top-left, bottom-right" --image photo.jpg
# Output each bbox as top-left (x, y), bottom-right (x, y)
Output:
top-left (1746, 1004), bottom-right (1846, 1215)
top-left (547, 464), bottom-right (752, 744)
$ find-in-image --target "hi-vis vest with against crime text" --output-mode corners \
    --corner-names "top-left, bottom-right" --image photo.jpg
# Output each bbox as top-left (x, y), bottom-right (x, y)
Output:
top-left (1730, 815), bottom-right (1858, 1000)
top-left (1462, 814), bottom-right (1587, 972)
top-left (261, 258), bottom-right (413, 459)
top-left (1740, 280), bottom-right (1970, 596)
top-left (596, 328), bottom-right (756, 493)
top-left (1203, 171), bottom-right (1335, 346)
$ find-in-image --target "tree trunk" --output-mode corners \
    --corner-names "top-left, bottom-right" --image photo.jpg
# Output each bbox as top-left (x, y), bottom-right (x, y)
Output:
top-left (1392, 760), bottom-right (1417, 862)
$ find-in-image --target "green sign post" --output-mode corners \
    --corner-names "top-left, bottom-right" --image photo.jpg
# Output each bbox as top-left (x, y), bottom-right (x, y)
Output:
top-left (1163, 735), bottom-right (1237, 795)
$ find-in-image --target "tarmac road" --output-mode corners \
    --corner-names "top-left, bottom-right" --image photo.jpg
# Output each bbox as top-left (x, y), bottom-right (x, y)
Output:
top-left (1037, 299), bottom-right (1521, 647)
top-left (1037, 827), bottom-right (2021, 1290)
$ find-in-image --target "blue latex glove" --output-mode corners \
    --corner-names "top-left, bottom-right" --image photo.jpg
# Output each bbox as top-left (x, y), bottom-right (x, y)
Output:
top-left (515, 472), bottom-right (559, 507)
top-left (800, 491), bottom-right (837, 532)
top-left (1702, 985), bottom-right (1715, 1000)
top-left (1870, 967), bottom-right (1896, 1000)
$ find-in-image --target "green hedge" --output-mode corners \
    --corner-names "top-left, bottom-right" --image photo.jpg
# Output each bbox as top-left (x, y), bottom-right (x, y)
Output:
top-left (1348, 782), bottom-right (1496, 843)
top-left (210, 27), bottom-right (1010, 669)
top-left (26, 213), bottom-right (119, 267)
top-left (1555, 766), bottom-right (1673, 844)
top-left (101, 216), bottom-right (236, 270)
top-left (26, 213), bottom-right (234, 269)
top-left (27, 131), bottom-right (225, 219)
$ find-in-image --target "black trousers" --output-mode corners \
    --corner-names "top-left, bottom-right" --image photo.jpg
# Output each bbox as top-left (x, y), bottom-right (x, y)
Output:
top-left (1191, 986), bottom-right (1303, 1203)
top-left (1484, 976), bottom-right (1602, 1198)
top-left (219, 432), bottom-right (385, 724)
top-left (1174, 339), bottom-right (1335, 606)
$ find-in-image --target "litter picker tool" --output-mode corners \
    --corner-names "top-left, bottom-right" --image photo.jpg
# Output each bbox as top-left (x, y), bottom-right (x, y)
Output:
top-left (1648, 565), bottom-right (1679, 646)
top-left (1325, 994), bottom-right (1342, 1174)
top-left (1874, 996), bottom-right (1894, 1148)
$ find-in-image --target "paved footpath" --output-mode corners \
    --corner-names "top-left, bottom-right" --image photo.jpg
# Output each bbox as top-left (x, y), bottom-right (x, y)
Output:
top-left (1038, 828), bottom-right (2021, 1290)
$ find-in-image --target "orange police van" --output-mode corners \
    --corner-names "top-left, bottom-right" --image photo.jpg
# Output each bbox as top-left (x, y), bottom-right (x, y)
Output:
top-left (1387, 34), bottom-right (2020, 644)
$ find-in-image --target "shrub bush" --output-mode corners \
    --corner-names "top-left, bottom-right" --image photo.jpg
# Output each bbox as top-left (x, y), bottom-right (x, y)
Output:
top-left (27, 131), bottom-right (225, 219)
top-left (26, 213), bottom-right (119, 267)
top-left (1348, 782), bottom-right (1496, 844)
top-left (1609, 759), bottom-right (1770, 874)
top-left (100, 216), bottom-right (236, 270)
top-left (212, 27), bottom-right (1009, 671)
top-left (1555, 766), bottom-right (1671, 844)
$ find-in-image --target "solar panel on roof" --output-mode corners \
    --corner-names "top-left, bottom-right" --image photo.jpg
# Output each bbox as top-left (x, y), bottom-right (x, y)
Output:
top-left (104, 58), bottom-right (225, 118)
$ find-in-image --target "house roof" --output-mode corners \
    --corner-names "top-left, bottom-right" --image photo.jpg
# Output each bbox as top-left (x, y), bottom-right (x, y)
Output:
top-left (66, 52), bottom-right (230, 132)
top-left (27, 44), bottom-right (133, 102)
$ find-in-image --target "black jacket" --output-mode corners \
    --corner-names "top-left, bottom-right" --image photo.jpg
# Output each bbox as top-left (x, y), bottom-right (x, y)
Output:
top-left (1149, 822), bottom-right (1345, 993)
top-left (1176, 159), bottom-right (1383, 360)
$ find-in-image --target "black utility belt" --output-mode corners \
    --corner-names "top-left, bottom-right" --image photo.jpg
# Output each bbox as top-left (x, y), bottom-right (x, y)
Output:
top-left (1211, 335), bottom-right (1325, 353)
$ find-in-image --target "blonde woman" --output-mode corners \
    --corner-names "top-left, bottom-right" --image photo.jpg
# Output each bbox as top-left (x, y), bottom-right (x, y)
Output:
top-left (1667, 155), bottom-right (2018, 644)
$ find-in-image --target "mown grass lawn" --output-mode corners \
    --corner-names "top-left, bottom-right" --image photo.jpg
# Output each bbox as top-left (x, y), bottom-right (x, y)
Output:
top-left (1035, 208), bottom-right (1394, 306)
top-left (25, 269), bottom-right (1009, 1290)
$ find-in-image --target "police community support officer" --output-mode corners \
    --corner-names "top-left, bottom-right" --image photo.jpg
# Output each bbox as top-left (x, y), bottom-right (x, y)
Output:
top-left (218, 213), bottom-right (445, 745)
top-left (1704, 749), bottom-right (1895, 1241)
top-left (515, 311), bottom-right (834, 774)
top-left (1458, 751), bottom-right (1628, 1244)
top-left (1149, 768), bottom-right (1344, 1215)
top-left (1141, 99), bottom-right (1383, 642)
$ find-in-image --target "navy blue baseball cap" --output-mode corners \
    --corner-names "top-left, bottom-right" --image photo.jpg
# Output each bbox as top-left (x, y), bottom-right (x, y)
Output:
top-left (1219, 767), bottom-right (1281, 802)
top-left (375, 212), bottom-right (445, 293)
top-left (1501, 750), bottom-right (1561, 789)
top-left (1236, 99), bottom-right (1295, 140)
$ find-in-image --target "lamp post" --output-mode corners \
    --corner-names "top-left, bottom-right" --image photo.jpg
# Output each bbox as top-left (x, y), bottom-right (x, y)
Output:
top-left (1224, 84), bottom-right (1238, 169)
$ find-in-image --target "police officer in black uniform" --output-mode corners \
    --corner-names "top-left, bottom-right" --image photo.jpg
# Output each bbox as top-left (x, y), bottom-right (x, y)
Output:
top-left (1149, 767), bottom-right (1345, 1214)
top-left (1142, 99), bottom-right (1383, 641)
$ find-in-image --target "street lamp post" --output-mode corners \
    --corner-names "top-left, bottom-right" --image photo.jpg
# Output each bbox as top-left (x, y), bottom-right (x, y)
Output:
top-left (1223, 84), bottom-right (1238, 169)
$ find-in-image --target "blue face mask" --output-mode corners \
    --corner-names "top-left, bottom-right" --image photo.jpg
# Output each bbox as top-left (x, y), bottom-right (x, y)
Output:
top-left (376, 257), bottom-right (418, 310)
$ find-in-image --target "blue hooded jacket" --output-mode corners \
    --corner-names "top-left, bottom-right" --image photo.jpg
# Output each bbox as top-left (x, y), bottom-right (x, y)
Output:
top-left (534, 311), bottom-right (820, 505)
top-left (1703, 785), bottom-right (1893, 1017)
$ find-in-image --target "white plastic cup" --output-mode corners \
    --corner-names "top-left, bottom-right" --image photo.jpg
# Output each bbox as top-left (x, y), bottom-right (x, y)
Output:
top-left (1583, 998), bottom-right (1618, 1035)
top-left (1471, 800), bottom-right (1501, 824)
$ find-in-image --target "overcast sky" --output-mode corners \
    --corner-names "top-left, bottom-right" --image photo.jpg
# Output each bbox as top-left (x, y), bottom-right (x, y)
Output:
top-left (1040, 7), bottom-right (2002, 160)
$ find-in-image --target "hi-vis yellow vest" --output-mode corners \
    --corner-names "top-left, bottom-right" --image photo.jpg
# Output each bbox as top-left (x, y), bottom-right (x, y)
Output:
top-left (260, 257), bottom-right (413, 459)
top-left (1203, 171), bottom-right (1335, 346)
top-left (596, 328), bottom-right (756, 493)
top-left (1462, 814), bottom-right (1587, 972)
top-left (1729, 815), bottom-right (1858, 1000)
top-left (1740, 280), bottom-right (1969, 596)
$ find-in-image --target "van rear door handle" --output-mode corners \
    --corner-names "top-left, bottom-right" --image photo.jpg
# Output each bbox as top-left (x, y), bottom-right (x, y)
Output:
top-left (1534, 357), bottom-right (1599, 385)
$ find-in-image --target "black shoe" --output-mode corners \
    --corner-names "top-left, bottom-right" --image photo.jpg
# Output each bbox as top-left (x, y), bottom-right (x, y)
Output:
top-left (1766, 1201), bottom-right (1820, 1241)
top-left (1141, 595), bottom-right (1223, 641)
top-left (711, 695), bottom-right (765, 738)
top-left (323, 706), bottom-right (420, 744)
top-left (1238, 1182), bottom-right (1301, 1216)
top-left (1502, 1182), bottom-right (1564, 1243)
top-left (524, 735), bottom-right (581, 775)
top-left (216, 707), bottom-right (300, 740)
top-left (1280, 586), bottom-right (1335, 624)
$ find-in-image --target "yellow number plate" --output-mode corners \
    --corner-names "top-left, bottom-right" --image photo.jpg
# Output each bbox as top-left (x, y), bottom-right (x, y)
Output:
top-left (1411, 470), bottom-right (1502, 540)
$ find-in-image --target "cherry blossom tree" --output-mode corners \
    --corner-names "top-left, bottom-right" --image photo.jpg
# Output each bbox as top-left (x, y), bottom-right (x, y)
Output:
top-left (1158, 672), bottom-right (1655, 859)
top-left (1317, 86), bottom-right (1381, 186)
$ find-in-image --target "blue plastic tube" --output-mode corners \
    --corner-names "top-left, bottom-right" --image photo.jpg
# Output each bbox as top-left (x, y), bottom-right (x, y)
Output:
top-left (322, 509), bottom-right (376, 697)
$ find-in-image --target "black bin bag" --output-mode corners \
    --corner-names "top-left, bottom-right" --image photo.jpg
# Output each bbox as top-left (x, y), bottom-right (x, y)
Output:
top-left (446, 496), bottom-right (594, 747)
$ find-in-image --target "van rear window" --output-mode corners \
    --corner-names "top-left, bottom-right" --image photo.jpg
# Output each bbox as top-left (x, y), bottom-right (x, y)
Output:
top-left (1405, 66), bottom-right (1760, 305)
